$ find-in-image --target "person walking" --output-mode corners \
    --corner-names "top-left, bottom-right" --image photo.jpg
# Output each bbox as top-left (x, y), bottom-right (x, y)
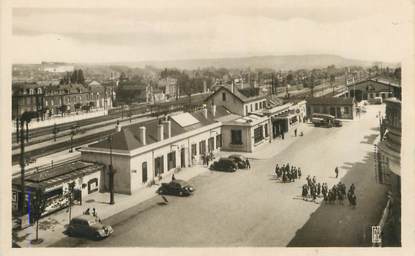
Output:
top-left (298, 168), bottom-right (302, 179)
top-left (335, 166), bottom-right (339, 178)
top-left (294, 128), bottom-right (297, 137)
top-left (245, 159), bottom-right (251, 169)
top-left (281, 132), bottom-right (285, 140)
top-left (350, 193), bottom-right (357, 209)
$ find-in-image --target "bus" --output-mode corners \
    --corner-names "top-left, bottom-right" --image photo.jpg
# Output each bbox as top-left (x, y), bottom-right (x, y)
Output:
top-left (311, 113), bottom-right (342, 128)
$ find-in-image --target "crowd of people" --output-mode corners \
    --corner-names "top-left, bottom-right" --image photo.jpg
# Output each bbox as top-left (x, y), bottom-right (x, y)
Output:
top-left (274, 163), bottom-right (357, 208)
top-left (274, 163), bottom-right (302, 183)
top-left (301, 175), bottom-right (357, 208)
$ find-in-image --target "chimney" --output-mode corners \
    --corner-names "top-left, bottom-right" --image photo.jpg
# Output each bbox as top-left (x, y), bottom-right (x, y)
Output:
top-left (203, 107), bottom-right (208, 119)
top-left (212, 105), bottom-right (216, 117)
top-left (203, 80), bottom-right (207, 93)
top-left (157, 124), bottom-right (164, 141)
top-left (139, 126), bottom-right (146, 145)
top-left (162, 120), bottom-right (171, 139)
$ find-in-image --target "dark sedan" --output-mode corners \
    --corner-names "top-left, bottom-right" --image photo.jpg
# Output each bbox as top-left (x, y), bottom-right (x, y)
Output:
top-left (228, 154), bottom-right (248, 169)
top-left (209, 158), bottom-right (238, 172)
top-left (156, 179), bottom-right (195, 197)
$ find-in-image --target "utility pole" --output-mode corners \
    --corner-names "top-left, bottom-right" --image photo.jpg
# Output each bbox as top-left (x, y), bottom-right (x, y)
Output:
top-left (108, 135), bottom-right (115, 205)
top-left (19, 118), bottom-right (25, 226)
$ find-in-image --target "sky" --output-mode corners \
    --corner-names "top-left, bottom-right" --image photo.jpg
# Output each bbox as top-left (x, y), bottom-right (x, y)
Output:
top-left (11, 0), bottom-right (413, 64)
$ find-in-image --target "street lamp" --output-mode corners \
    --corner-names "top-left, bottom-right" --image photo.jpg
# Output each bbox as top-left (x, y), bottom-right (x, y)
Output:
top-left (108, 135), bottom-right (115, 205)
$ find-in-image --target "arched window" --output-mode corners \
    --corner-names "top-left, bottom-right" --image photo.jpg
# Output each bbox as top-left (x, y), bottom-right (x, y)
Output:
top-left (37, 88), bottom-right (42, 94)
top-left (29, 89), bottom-right (34, 95)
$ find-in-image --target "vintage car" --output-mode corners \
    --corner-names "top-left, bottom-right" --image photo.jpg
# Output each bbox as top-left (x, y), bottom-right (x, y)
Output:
top-left (66, 215), bottom-right (113, 240)
top-left (228, 154), bottom-right (248, 169)
top-left (156, 179), bottom-right (195, 197)
top-left (209, 158), bottom-right (238, 172)
top-left (311, 113), bottom-right (342, 128)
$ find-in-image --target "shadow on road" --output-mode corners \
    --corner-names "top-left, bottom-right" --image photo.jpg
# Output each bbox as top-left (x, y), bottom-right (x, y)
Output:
top-left (360, 133), bottom-right (378, 145)
top-left (287, 152), bottom-right (391, 247)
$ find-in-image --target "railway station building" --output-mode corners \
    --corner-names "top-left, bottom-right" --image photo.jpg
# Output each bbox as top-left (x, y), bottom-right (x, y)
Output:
top-left (80, 105), bottom-right (236, 194)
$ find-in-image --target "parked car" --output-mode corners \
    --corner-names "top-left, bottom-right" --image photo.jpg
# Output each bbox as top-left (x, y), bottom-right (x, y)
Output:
top-left (209, 158), bottom-right (238, 172)
top-left (333, 119), bottom-right (343, 127)
top-left (156, 179), bottom-right (195, 197)
top-left (66, 215), bottom-right (113, 240)
top-left (228, 154), bottom-right (247, 169)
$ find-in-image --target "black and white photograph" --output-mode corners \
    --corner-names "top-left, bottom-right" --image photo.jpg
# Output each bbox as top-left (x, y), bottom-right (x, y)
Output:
top-left (1, 0), bottom-right (414, 254)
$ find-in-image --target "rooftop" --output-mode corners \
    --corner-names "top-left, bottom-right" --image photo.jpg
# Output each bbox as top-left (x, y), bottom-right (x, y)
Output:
top-left (12, 161), bottom-right (103, 189)
top-left (88, 106), bottom-right (234, 152)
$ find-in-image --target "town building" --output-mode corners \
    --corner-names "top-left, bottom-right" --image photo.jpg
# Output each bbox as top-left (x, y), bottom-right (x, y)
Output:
top-left (205, 85), bottom-right (268, 116)
top-left (344, 79), bottom-right (401, 102)
top-left (306, 97), bottom-right (355, 119)
top-left (12, 161), bottom-right (103, 224)
top-left (376, 98), bottom-right (401, 245)
top-left (80, 105), bottom-right (234, 194)
top-left (12, 82), bottom-right (113, 120)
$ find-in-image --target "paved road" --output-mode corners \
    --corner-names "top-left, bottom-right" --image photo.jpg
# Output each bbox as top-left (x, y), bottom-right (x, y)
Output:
top-left (52, 105), bottom-right (388, 247)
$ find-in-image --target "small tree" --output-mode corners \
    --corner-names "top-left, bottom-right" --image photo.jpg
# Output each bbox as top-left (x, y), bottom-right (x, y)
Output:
top-left (29, 187), bottom-right (48, 244)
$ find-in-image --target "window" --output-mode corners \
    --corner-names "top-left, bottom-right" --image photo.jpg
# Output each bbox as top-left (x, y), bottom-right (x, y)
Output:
top-left (254, 126), bottom-right (264, 143)
top-left (208, 137), bottom-right (214, 152)
top-left (142, 162), bottom-right (148, 183)
top-left (222, 92), bottom-right (226, 101)
top-left (155, 156), bottom-right (164, 176)
top-left (231, 129), bottom-right (243, 145)
top-left (45, 100), bottom-right (48, 107)
top-left (51, 99), bottom-right (54, 106)
top-left (216, 134), bottom-right (222, 148)
top-left (264, 124), bottom-right (268, 137)
top-left (29, 89), bottom-right (34, 95)
top-left (167, 152), bottom-right (176, 170)
top-left (250, 104), bottom-right (253, 112)
top-left (245, 105), bottom-right (248, 115)
top-left (88, 178), bottom-right (99, 194)
top-left (199, 140), bottom-right (206, 155)
top-left (191, 144), bottom-right (197, 157)
top-left (255, 103), bottom-right (258, 110)
top-left (259, 102), bottom-right (262, 109)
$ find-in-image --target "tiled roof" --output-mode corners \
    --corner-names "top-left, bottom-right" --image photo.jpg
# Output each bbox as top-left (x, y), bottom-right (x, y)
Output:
top-left (306, 97), bottom-right (353, 105)
top-left (205, 85), bottom-right (266, 104)
top-left (88, 106), bottom-right (232, 151)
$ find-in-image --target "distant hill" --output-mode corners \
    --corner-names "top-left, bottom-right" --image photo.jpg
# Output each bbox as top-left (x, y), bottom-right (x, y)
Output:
top-left (111, 54), bottom-right (384, 70)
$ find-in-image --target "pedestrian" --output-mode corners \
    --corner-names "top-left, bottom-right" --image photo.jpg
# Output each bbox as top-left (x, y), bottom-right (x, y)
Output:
top-left (84, 208), bottom-right (90, 215)
top-left (275, 164), bottom-right (280, 175)
top-left (302, 184), bottom-right (308, 200)
top-left (92, 208), bottom-right (96, 217)
top-left (310, 185), bottom-right (316, 201)
top-left (350, 193), bottom-right (357, 209)
top-left (298, 168), bottom-right (302, 179)
top-left (294, 128), bottom-right (297, 137)
top-left (281, 132), bottom-right (285, 140)
top-left (246, 159), bottom-right (251, 169)
top-left (349, 183), bottom-right (356, 194)
top-left (172, 174), bottom-right (176, 181)
top-left (312, 176), bottom-right (316, 185)
top-left (202, 154), bottom-right (206, 166)
top-left (317, 183), bottom-right (321, 196)
top-left (206, 155), bottom-right (210, 166)
top-left (335, 166), bottom-right (339, 178)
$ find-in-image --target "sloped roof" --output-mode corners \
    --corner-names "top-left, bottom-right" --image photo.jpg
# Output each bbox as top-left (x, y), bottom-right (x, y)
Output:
top-left (87, 105), bottom-right (233, 152)
top-left (205, 85), bottom-right (266, 104)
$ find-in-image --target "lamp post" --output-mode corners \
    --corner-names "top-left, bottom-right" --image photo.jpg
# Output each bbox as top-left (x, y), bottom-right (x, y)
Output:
top-left (108, 135), bottom-right (115, 205)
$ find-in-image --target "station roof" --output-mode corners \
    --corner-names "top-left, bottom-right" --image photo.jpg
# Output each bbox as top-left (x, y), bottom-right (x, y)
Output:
top-left (12, 161), bottom-right (103, 190)
top-left (88, 106), bottom-right (234, 152)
